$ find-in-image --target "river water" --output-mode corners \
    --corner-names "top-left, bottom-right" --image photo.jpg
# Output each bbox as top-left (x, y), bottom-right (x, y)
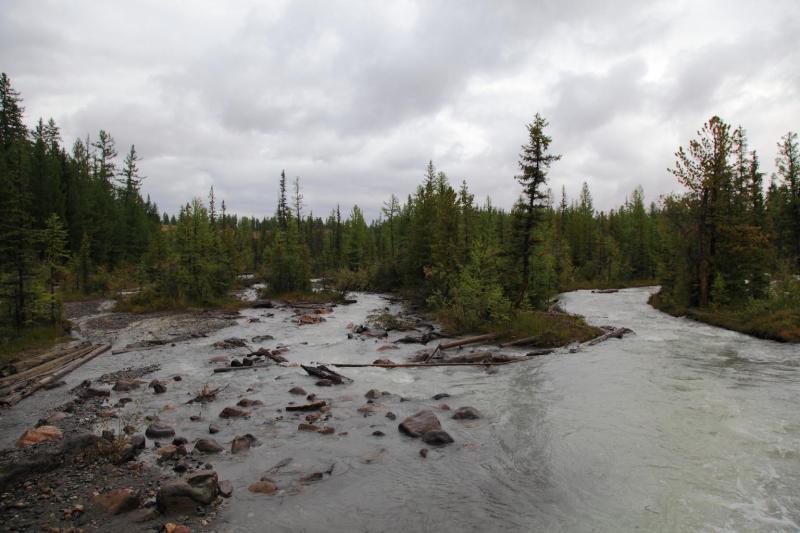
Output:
top-left (1, 287), bottom-right (799, 532)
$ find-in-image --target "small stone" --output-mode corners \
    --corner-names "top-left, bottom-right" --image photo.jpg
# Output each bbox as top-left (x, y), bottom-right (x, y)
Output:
top-left (298, 423), bottom-right (319, 432)
top-left (318, 426), bottom-right (335, 435)
top-left (248, 480), bottom-right (277, 495)
top-left (230, 359), bottom-right (242, 367)
top-left (289, 386), bottom-right (306, 395)
top-left (172, 437), bottom-right (188, 446)
top-left (398, 410), bottom-right (442, 437)
top-left (372, 430), bottom-right (385, 437)
top-left (151, 381), bottom-right (167, 394)
top-left (299, 472), bottom-right (323, 484)
top-left (419, 448), bottom-right (429, 458)
top-left (219, 406), bottom-right (249, 418)
top-left (189, 415), bottom-right (201, 422)
top-left (208, 424), bottom-right (221, 434)
top-left (439, 404), bottom-right (450, 411)
top-left (452, 406), bottom-right (481, 420)
top-left (385, 412), bottom-right (397, 421)
top-left (112, 380), bottom-right (141, 392)
top-left (237, 398), bottom-right (264, 408)
top-left (145, 423), bottom-right (175, 439)
top-left (231, 434), bottom-right (257, 454)
top-left (219, 480), bottom-right (233, 498)
top-left (92, 488), bottom-right (141, 515)
top-left (421, 429), bottom-right (454, 446)
top-left (242, 358), bottom-right (254, 367)
top-left (194, 438), bottom-right (224, 454)
top-left (315, 379), bottom-right (333, 387)
top-left (364, 389), bottom-right (382, 400)
top-left (432, 393), bottom-right (450, 400)
top-left (172, 375), bottom-right (182, 382)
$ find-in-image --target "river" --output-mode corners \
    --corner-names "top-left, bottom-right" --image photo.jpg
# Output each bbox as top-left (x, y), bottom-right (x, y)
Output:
top-left (1, 287), bottom-right (798, 532)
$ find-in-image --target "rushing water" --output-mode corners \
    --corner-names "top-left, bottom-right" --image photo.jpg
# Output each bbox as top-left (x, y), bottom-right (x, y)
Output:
top-left (1, 287), bottom-right (799, 532)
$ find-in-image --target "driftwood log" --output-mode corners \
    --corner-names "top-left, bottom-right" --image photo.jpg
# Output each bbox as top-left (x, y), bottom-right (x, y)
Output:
top-left (300, 364), bottom-right (351, 384)
top-left (213, 364), bottom-right (273, 373)
top-left (583, 327), bottom-right (632, 346)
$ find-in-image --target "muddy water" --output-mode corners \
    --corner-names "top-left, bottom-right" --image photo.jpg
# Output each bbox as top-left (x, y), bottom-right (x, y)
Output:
top-left (1, 288), bottom-right (799, 532)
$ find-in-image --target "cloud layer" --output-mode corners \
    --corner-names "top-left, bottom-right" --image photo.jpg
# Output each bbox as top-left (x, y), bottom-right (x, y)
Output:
top-left (3, 0), bottom-right (799, 219)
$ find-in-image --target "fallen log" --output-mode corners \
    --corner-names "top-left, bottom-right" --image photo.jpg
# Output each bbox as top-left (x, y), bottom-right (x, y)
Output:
top-left (583, 327), bottom-right (632, 346)
top-left (1, 344), bottom-right (111, 406)
top-left (285, 400), bottom-right (327, 411)
top-left (444, 352), bottom-right (525, 364)
top-left (525, 348), bottom-right (554, 357)
top-left (0, 344), bottom-right (96, 390)
top-left (498, 336), bottom-right (540, 348)
top-left (6, 341), bottom-right (90, 374)
top-left (438, 333), bottom-right (499, 350)
top-left (591, 288), bottom-right (619, 294)
top-left (300, 364), bottom-right (351, 384)
top-left (331, 360), bottom-right (527, 368)
top-left (213, 364), bottom-right (273, 373)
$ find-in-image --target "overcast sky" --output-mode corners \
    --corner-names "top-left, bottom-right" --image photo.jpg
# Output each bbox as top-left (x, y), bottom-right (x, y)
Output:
top-left (3, 1), bottom-right (799, 219)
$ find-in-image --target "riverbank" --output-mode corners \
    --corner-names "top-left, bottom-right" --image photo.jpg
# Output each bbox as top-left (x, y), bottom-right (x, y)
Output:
top-left (0, 289), bottom-right (626, 532)
top-left (648, 290), bottom-right (800, 343)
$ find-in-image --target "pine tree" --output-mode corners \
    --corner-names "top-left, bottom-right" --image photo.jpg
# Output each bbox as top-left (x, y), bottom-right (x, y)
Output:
top-left (513, 114), bottom-right (560, 307)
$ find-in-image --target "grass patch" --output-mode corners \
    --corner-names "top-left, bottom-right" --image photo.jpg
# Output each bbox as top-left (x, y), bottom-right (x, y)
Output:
top-left (0, 324), bottom-right (71, 364)
top-left (436, 308), bottom-right (603, 348)
top-left (262, 289), bottom-right (348, 305)
top-left (649, 290), bottom-right (800, 343)
top-left (559, 279), bottom-right (659, 292)
top-left (113, 289), bottom-right (247, 314)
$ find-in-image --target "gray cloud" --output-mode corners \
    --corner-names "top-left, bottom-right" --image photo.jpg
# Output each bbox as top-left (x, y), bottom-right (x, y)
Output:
top-left (2, 0), bottom-right (799, 219)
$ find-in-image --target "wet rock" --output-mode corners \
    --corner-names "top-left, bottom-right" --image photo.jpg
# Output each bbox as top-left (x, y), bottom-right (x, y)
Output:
top-left (386, 412), bottom-right (397, 421)
top-left (42, 411), bottom-right (70, 425)
top-left (16, 426), bottom-right (63, 448)
top-left (114, 398), bottom-right (133, 408)
top-left (285, 400), bottom-right (326, 412)
top-left (357, 404), bottom-right (375, 416)
top-left (319, 426), bottom-right (335, 435)
top-left (432, 393), bottom-right (450, 400)
top-left (398, 410), bottom-right (442, 438)
top-left (298, 423), bottom-right (319, 432)
top-left (173, 459), bottom-right (190, 473)
top-left (372, 358), bottom-right (396, 365)
top-left (93, 488), bottom-right (141, 515)
top-left (364, 389), bottom-right (382, 400)
top-left (305, 413), bottom-right (321, 423)
top-left (208, 355), bottom-right (229, 363)
top-left (43, 379), bottom-right (66, 389)
top-left (419, 448), bottom-right (429, 458)
top-left (422, 429), bottom-right (454, 446)
top-left (112, 380), bottom-right (141, 392)
top-left (219, 480), bottom-right (233, 498)
top-left (149, 380), bottom-right (167, 394)
top-left (172, 436), bottom-right (188, 446)
top-left (316, 379), bottom-right (333, 387)
top-left (79, 387), bottom-right (111, 399)
top-left (172, 375), bottom-right (182, 381)
top-left (372, 430), bottom-right (385, 437)
top-left (156, 471), bottom-right (219, 513)
top-left (231, 434), bottom-right (257, 454)
top-left (439, 404), bottom-right (450, 411)
top-left (189, 415), bottom-right (201, 422)
top-left (242, 357), bottom-right (254, 367)
top-left (208, 424), bottom-right (221, 434)
top-left (376, 345), bottom-right (399, 352)
top-left (194, 438), bottom-right (224, 454)
top-left (248, 479), bottom-right (277, 495)
top-left (452, 406), bottom-right (481, 420)
top-left (115, 434), bottom-right (147, 464)
top-left (299, 472), bottom-right (323, 484)
top-left (230, 359), bottom-right (242, 368)
top-left (157, 445), bottom-right (179, 461)
top-left (298, 314), bottom-right (325, 325)
top-left (219, 406), bottom-right (249, 418)
top-left (251, 335), bottom-right (274, 343)
top-left (213, 337), bottom-right (248, 349)
top-left (237, 398), bottom-right (264, 408)
top-left (289, 386), bottom-right (306, 395)
top-left (145, 423), bottom-right (176, 439)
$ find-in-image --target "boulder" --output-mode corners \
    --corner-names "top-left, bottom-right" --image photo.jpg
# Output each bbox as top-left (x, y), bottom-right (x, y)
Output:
top-left (421, 430), bottom-right (454, 446)
top-left (156, 471), bottom-right (219, 513)
top-left (145, 423), bottom-right (175, 439)
top-left (93, 488), bottom-right (141, 515)
top-left (219, 406), bottom-right (249, 418)
top-left (16, 426), bottom-right (63, 448)
top-left (364, 389), bottom-right (382, 400)
top-left (194, 438), bottom-right (224, 454)
top-left (398, 410), bottom-right (442, 438)
top-left (452, 406), bottom-right (481, 420)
